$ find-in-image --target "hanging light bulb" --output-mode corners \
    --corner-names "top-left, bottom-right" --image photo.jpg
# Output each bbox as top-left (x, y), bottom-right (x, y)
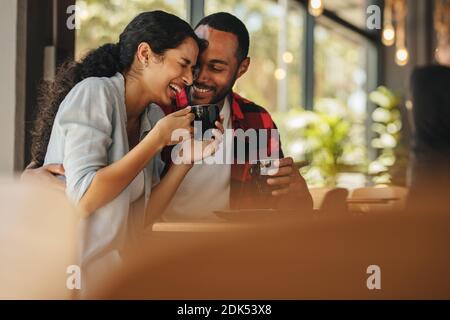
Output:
top-left (395, 47), bottom-right (409, 66)
top-left (382, 0), bottom-right (395, 46)
top-left (309, 0), bottom-right (324, 17)
top-left (382, 24), bottom-right (395, 46)
top-left (394, 0), bottom-right (408, 67)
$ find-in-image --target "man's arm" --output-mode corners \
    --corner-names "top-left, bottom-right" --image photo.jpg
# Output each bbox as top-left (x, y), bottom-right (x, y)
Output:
top-left (21, 162), bottom-right (66, 191)
top-left (266, 157), bottom-right (313, 211)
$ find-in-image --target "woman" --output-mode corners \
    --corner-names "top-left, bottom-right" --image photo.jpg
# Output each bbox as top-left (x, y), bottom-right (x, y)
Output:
top-left (33, 11), bottom-right (222, 287)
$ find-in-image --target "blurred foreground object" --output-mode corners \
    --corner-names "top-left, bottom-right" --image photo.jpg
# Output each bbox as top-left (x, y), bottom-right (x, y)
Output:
top-left (92, 212), bottom-right (450, 299)
top-left (0, 177), bottom-right (78, 299)
top-left (309, 187), bottom-right (349, 215)
top-left (408, 50), bottom-right (450, 214)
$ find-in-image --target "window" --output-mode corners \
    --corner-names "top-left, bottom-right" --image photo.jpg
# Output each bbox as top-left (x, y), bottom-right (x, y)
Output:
top-left (323, 0), bottom-right (369, 30)
top-left (75, 0), bottom-right (186, 60)
top-left (314, 17), bottom-right (369, 170)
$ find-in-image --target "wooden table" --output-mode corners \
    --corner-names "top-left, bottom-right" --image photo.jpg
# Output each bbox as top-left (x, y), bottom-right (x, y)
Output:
top-left (150, 211), bottom-right (312, 233)
top-left (346, 197), bottom-right (400, 204)
top-left (151, 220), bottom-right (256, 232)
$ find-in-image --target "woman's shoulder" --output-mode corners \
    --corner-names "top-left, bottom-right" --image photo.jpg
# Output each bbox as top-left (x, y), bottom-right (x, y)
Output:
top-left (51, 74), bottom-right (125, 129)
top-left (58, 73), bottom-right (124, 115)
top-left (70, 73), bottom-right (124, 98)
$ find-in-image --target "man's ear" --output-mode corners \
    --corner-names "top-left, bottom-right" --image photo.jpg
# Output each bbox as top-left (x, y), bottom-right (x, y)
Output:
top-left (236, 57), bottom-right (250, 79)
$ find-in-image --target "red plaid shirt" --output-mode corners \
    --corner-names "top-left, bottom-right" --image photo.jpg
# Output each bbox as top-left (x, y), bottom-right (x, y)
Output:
top-left (161, 91), bottom-right (285, 209)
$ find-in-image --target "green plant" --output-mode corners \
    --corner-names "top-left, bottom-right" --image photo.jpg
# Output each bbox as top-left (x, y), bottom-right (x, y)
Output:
top-left (273, 107), bottom-right (354, 186)
top-left (368, 86), bottom-right (407, 185)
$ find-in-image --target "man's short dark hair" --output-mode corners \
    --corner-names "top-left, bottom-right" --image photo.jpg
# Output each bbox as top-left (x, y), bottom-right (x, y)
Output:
top-left (195, 12), bottom-right (250, 63)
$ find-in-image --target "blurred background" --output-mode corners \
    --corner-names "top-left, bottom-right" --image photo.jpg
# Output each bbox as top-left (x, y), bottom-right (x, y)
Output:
top-left (0, 0), bottom-right (443, 189)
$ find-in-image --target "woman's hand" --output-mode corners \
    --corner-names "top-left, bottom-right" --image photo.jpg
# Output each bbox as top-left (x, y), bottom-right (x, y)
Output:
top-left (172, 119), bottom-right (224, 164)
top-left (153, 107), bottom-right (194, 146)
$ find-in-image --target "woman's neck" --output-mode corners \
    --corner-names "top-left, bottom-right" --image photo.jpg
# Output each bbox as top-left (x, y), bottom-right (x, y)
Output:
top-left (123, 72), bottom-right (151, 123)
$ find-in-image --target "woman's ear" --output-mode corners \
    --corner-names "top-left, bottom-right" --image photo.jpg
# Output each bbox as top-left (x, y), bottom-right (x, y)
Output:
top-left (136, 42), bottom-right (163, 67)
top-left (236, 57), bottom-right (250, 79)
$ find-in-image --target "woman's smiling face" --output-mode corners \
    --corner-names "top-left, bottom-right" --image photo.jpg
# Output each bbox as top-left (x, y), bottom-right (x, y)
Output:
top-left (140, 37), bottom-right (199, 107)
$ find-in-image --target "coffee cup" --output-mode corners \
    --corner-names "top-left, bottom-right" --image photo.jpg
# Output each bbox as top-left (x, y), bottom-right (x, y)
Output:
top-left (249, 159), bottom-right (279, 195)
top-left (190, 104), bottom-right (220, 140)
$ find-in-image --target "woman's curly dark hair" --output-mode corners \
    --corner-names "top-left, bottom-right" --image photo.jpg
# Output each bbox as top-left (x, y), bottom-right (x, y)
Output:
top-left (31, 10), bottom-right (202, 165)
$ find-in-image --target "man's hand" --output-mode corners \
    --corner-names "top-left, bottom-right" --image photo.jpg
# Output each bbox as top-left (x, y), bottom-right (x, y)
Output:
top-left (21, 162), bottom-right (66, 192)
top-left (266, 157), bottom-right (313, 209)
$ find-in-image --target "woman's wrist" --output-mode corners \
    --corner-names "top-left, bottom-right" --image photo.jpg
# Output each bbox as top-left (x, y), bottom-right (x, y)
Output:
top-left (171, 162), bottom-right (193, 175)
top-left (146, 125), bottom-right (166, 151)
top-left (175, 163), bottom-right (193, 171)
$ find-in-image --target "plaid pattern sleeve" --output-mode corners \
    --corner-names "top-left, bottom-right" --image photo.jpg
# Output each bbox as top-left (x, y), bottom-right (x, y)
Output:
top-left (228, 92), bottom-right (284, 209)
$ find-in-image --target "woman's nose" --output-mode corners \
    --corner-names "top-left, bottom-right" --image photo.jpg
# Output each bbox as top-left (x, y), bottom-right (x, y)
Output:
top-left (182, 70), bottom-right (194, 86)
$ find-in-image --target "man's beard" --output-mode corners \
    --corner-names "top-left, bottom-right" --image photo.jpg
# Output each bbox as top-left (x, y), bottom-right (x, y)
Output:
top-left (209, 81), bottom-right (235, 105)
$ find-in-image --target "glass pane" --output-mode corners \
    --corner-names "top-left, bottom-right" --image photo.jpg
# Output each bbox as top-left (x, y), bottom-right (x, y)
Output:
top-left (205, 0), bottom-right (305, 113)
top-left (75, 0), bottom-right (186, 60)
top-left (324, 0), bottom-right (369, 30)
top-left (312, 17), bottom-right (369, 186)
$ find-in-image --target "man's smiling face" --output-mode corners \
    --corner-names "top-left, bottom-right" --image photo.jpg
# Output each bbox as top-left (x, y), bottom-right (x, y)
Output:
top-left (190, 25), bottom-right (243, 106)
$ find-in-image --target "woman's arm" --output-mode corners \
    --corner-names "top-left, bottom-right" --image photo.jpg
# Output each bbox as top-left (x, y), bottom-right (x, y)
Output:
top-left (51, 78), bottom-right (190, 216)
top-left (78, 107), bottom-right (194, 216)
top-left (144, 163), bottom-right (192, 226)
top-left (78, 129), bottom-right (164, 215)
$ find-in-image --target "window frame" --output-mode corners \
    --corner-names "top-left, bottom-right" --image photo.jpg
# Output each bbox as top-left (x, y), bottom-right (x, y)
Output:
top-left (296, 0), bottom-right (382, 165)
top-left (295, 0), bottom-right (382, 111)
top-left (190, 0), bottom-right (382, 165)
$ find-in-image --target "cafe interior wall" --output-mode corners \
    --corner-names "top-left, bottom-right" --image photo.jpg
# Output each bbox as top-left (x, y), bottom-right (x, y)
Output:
top-left (0, 0), bottom-right (25, 175)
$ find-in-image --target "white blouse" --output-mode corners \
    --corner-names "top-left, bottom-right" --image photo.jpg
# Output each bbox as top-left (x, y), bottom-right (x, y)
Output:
top-left (130, 171), bottom-right (145, 203)
top-left (44, 72), bottom-right (165, 293)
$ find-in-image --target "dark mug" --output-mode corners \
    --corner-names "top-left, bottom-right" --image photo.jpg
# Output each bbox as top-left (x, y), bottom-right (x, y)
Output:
top-left (249, 159), bottom-right (280, 196)
top-left (190, 104), bottom-right (220, 140)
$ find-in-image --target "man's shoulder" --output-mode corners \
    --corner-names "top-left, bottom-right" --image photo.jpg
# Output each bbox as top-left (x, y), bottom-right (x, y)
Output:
top-left (232, 92), bottom-right (271, 115)
top-left (232, 93), bottom-right (278, 130)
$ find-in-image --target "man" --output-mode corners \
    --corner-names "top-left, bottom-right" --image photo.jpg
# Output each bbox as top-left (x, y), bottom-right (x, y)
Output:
top-left (22, 12), bottom-right (312, 217)
top-left (161, 12), bottom-right (311, 218)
